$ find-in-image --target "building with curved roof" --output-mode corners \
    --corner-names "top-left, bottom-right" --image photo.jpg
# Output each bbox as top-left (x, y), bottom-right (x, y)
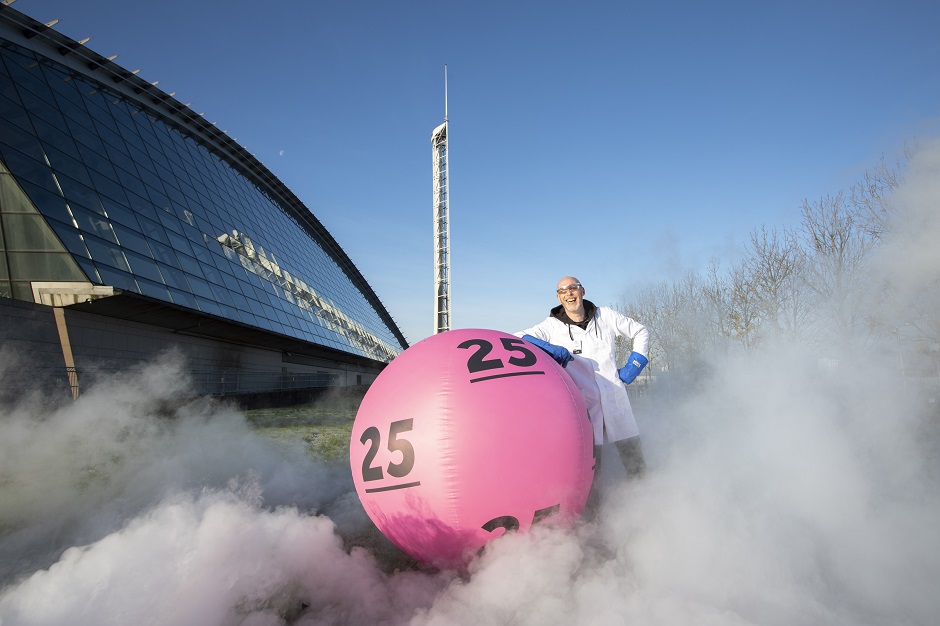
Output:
top-left (0, 4), bottom-right (407, 401)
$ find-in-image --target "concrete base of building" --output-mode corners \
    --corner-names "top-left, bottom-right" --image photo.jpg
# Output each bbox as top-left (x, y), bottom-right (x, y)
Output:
top-left (0, 295), bottom-right (386, 405)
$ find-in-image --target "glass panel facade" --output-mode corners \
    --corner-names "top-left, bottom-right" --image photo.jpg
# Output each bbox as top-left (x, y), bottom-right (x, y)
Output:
top-left (0, 31), bottom-right (406, 361)
top-left (1, 157), bottom-right (88, 298)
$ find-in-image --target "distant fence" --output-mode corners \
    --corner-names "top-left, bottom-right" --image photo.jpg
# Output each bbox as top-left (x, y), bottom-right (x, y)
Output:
top-left (625, 375), bottom-right (652, 398)
top-left (1, 367), bottom-right (338, 402)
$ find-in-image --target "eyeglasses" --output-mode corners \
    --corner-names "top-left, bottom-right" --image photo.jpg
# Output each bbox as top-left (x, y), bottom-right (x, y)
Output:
top-left (556, 283), bottom-right (582, 294)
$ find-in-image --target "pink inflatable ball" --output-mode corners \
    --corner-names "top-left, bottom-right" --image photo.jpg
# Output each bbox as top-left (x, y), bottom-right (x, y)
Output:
top-left (349, 328), bottom-right (594, 569)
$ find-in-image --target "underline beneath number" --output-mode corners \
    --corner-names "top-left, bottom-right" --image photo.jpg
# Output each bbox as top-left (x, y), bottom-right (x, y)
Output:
top-left (470, 370), bottom-right (546, 383)
top-left (365, 481), bottom-right (422, 493)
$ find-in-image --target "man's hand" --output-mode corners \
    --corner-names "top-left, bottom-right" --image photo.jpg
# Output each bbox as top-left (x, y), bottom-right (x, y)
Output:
top-left (521, 334), bottom-right (573, 367)
top-left (618, 352), bottom-right (649, 384)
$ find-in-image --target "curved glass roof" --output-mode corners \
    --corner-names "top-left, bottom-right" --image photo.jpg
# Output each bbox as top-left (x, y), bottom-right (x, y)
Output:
top-left (0, 8), bottom-right (407, 361)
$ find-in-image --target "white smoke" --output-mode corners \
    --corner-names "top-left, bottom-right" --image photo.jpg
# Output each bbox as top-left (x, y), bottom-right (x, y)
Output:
top-left (2, 142), bottom-right (940, 625)
top-left (0, 353), bottom-right (448, 625)
top-left (872, 137), bottom-right (940, 322)
top-left (404, 337), bottom-right (939, 625)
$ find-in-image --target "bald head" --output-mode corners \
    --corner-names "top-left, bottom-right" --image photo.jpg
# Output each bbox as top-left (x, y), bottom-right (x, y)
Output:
top-left (555, 276), bottom-right (586, 321)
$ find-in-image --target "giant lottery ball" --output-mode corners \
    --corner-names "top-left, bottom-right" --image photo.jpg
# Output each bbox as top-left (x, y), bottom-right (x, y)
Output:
top-left (349, 328), bottom-right (594, 569)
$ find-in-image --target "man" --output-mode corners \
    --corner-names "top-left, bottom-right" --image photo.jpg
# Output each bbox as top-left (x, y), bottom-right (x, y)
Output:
top-left (516, 276), bottom-right (650, 485)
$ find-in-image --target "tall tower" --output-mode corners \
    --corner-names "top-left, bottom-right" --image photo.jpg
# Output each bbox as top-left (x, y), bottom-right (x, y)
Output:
top-left (431, 66), bottom-right (451, 334)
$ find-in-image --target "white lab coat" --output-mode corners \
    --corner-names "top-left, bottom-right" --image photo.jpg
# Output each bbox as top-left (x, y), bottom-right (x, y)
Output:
top-left (518, 304), bottom-right (649, 444)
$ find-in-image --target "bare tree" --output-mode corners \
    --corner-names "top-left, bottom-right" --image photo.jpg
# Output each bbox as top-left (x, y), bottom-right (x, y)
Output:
top-left (864, 140), bottom-right (940, 348)
top-left (614, 145), bottom-right (928, 377)
top-left (618, 282), bottom-right (670, 372)
top-left (672, 270), bottom-right (715, 364)
top-left (851, 149), bottom-right (910, 241)
top-left (701, 258), bottom-right (732, 342)
top-left (743, 225), bottom-right (811, 343)
top-left (701, 257), bottom-right (760, 349)
top-left (624, 272), bottom-right (720, 371)
top-left (799, 192), bottom-right (876, 346)
top-left (726, 261), bottom-right (762, 349)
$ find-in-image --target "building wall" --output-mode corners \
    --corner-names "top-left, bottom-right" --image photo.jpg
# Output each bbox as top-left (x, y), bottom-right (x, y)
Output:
top-left (0, 296), bottom-right (64, 367)
top-left (0, 295), bottom-right (381, 402)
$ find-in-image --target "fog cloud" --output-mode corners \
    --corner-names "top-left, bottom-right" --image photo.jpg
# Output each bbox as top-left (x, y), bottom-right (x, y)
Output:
top-left (2, 142), bottom-right (940, 625)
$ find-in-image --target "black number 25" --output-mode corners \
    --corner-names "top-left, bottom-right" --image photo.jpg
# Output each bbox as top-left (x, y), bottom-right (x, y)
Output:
top-left (360, 418), bottom-right (415, 482)
top-left (482, 504), bottom-right (561, 534)
top-left (458, 337), bottom-right (537, 373)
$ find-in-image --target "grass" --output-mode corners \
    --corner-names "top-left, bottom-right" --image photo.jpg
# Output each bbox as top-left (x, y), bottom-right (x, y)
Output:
top-left (242, 388), bottom-right (427, 574)
top-left (242, 388), bottom-right (365, 461)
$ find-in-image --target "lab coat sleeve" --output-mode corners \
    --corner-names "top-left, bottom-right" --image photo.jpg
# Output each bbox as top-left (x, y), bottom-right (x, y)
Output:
top-left (611, 309), bottom-right (650, 357)
top-left (514, 318), bottom-right (554, 342)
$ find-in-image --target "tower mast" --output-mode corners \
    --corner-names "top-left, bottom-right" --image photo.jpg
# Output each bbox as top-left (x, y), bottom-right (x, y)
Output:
top-left (431, 65), bottom-right (451, 334)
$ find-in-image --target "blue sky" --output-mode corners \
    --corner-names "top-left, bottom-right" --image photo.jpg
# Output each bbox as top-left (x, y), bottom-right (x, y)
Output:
top-left (18, 0), bottom-right (940, 345)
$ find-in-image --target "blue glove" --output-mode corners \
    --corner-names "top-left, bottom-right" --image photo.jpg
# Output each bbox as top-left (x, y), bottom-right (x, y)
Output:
top-left (521, 334), bottom-right (572, 367)
top-left (618, 351), bottom-right (649, 384)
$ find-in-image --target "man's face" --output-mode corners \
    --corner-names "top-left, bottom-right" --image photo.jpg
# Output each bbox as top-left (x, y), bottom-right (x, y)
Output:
top-left (556, 277), bottom-right (584, 315)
